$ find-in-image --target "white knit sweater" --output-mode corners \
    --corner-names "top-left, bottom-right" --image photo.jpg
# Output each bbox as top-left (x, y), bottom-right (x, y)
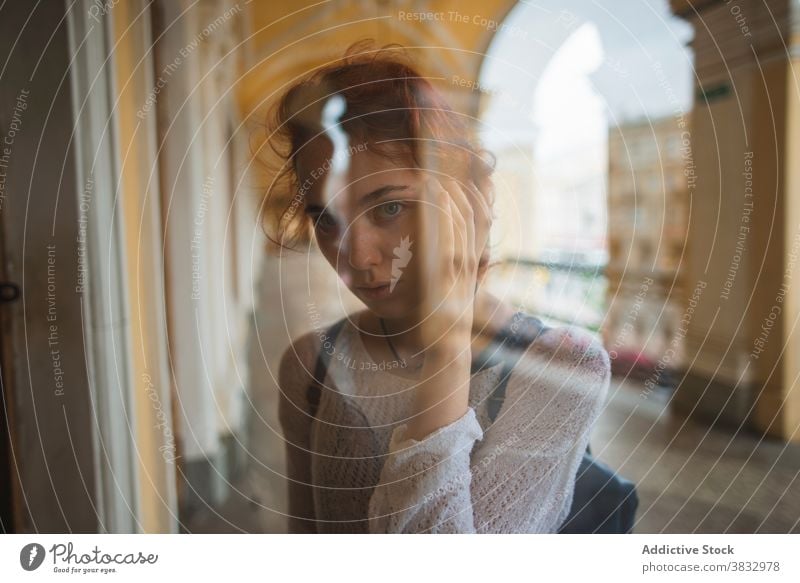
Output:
top-left (277, 310), bottom-right (610, 533)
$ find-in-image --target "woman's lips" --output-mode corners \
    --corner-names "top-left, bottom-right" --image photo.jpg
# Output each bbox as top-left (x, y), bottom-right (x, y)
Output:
top-left (357, 282), bottom-right (393, 300)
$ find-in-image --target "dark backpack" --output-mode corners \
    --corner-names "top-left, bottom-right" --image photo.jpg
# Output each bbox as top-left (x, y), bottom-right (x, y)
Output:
top-left (306, 313), bottom-right (639, 533)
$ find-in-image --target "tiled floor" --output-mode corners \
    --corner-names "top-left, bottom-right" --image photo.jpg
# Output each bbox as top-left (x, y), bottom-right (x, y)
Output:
top-left (592, 379), bottom-right (800, 533)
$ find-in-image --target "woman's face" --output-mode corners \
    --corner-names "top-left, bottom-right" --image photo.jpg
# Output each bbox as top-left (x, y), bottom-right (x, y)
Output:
top-left (297, 137), bottom-right (426, 318)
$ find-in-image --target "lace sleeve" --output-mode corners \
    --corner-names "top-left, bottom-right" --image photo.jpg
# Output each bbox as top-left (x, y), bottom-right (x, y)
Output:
top-left (367, 325), bottom-right (610, 533)
top-left (469, 325), bottom-right (611, 533)
top-left (368, 407), bottom-right (484, 533)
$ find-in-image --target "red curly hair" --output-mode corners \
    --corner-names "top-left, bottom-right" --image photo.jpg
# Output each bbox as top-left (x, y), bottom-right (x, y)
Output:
top-left (258, 39), bottom-right (497, 276)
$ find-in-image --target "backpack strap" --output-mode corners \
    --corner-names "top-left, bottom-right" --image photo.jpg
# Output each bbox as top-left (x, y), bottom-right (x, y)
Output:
top-left (307, 317), bottom-right (348, 418)
top-left (476, 313), bottom-right (549, 424)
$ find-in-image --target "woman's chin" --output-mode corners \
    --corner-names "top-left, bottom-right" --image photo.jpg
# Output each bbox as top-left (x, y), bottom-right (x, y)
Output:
top-left (358, 293), bottom-right (403, 313)
top-left (367, 301), bottom-right (426, 325)
top-left (355, 283), bottom-right (393, 301)
top-left (355, 293), bottom-right (407, 315)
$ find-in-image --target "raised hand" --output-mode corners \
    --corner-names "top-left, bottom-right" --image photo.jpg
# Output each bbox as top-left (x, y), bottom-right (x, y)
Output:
top-left (401, 174), bottom-right (492, 441)
top-left (410, 175), bottom-right (491, 356)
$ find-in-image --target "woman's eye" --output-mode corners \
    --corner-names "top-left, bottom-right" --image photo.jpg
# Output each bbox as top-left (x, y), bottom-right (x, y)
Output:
top-left (311, 212), bottom-right (338, 234)
top-left (375, 201), bottom-right (404, 219)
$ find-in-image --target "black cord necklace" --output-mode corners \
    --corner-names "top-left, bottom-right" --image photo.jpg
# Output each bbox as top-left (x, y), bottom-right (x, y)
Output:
top-left (379, 317), bottom-right (423, 370)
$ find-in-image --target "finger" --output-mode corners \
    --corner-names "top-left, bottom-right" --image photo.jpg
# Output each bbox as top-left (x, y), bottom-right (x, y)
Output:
top-left (445, 193), bottom-right (468, 277)
top-left (442, 187), bottom-right (478, 338)
top-left (463, 179), bottom-right (492, 263)
top-left (427, 183), bottom-right (459, 333)
top-left (419, 178), bottom-right (441, 288)
top-left (440, 188), bottom-right (474, 341)
top-left (441, 179), bottom-right (475, 269)
top-left (465, 177), bottom-right (492, 225)
top-left (431, 180), bottom-right (456, 280)
top-left (435, 179), bottom-right (467, 272)
top-left (465, 179), bottom-right (491, 243)
top-left (424, 177), bottom-right (456, 262)
top-left (463, 180), bottom-right (491, 269)
top-left (414, 177), bottom-right (451, 300)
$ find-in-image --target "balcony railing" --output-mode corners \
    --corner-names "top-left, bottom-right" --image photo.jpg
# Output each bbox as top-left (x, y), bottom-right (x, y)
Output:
top-left (489, 257), bottom-right (608, 332)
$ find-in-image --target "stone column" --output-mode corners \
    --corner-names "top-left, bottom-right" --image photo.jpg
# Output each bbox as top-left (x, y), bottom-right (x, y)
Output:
top-left (670, 0), bottom-right (800, 442)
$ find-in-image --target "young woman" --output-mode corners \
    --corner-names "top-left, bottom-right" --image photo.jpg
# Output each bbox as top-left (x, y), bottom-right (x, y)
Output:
top-left (264, 41), bottom-right (611, 533)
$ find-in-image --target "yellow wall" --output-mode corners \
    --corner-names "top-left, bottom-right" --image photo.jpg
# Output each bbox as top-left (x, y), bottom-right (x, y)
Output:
top-left (237, 0), bottom-right (517, 119)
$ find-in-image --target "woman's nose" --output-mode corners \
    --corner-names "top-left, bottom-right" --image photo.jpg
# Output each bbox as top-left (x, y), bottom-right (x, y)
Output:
top-left (343, 222), bottom-right (382, 270)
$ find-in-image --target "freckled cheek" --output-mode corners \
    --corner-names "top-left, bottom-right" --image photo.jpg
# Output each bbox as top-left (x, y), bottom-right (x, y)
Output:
top-left (392, 210), bottom-right (419, 238)
top-left (381, 215), bottom-right (417, 253)
top-left (316, 213), bottom-right (418, 272)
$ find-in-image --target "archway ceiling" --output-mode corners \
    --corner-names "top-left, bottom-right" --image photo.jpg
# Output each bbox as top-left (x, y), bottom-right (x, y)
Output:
top-left (236, 0), bottom-right (519, 120)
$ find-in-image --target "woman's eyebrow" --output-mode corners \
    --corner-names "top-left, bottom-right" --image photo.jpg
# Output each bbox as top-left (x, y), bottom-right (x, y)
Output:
top-left (304, 185), bottom-right (410, 214)
top-left (357, 184), bottom-right (410, 208)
